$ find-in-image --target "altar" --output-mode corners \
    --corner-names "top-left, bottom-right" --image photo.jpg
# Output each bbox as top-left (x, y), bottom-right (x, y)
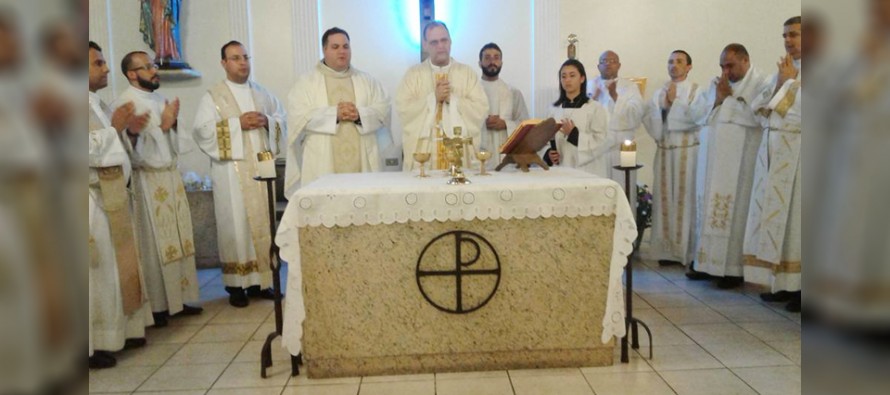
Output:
top-left (276, 167), bottom-right (637, 378)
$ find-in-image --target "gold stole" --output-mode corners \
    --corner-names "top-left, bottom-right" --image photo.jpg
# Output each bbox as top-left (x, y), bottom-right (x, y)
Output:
top-left (323, 73), bottom-right (362, 173)
top-left (773, 81), bottom-right (800, 118)
top-left (140, 168), bottom-right (196, 264)
top-left (208, 81), bottom-right (272, 276)
top-left (756, 80), bottom-right (800, 119)
top-left (434, 73), bottom-right (448, 170)
top-left (89, 107), bottom-right (144, 315)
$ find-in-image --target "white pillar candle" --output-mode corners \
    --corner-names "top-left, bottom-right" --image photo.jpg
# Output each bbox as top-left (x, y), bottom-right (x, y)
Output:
top-left (256, 151), bottom-right (277, 179)
top-left (620, 140), bottom-right (637, 167)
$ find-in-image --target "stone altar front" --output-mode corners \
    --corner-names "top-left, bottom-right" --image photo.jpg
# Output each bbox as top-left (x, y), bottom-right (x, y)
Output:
top-left (276, 168), bottom-right (636, 378)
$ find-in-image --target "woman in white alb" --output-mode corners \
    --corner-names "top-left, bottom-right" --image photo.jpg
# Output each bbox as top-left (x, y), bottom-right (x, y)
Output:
top-left (543, 59), bottom-right (610, 177)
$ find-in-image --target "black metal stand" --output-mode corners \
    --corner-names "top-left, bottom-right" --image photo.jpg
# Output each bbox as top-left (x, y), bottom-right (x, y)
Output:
top-left (612, 165), bottom-right (653, 363)
top-left (255, 177), bottom-right (302, 378)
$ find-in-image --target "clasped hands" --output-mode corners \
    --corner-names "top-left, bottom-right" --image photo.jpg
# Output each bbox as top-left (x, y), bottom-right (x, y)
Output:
top-left (715, 72), bottom-right (733, 107)
top-left (776, 55), bottom-right (799, 87)
top-left (663, 82), bottom-right (678, 108)
top-left (436, 79), bottom-right (451, 104)
top-left (485, 115), bottom-right (507, 130)
top-left (336, 102), bottom-right (360, 123)
top-left (239, 111), bottom-right (269, 130)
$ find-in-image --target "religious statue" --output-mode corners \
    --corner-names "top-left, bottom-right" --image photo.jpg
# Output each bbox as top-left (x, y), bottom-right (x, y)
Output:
top-left (139, 0), bottom-right (189, 69)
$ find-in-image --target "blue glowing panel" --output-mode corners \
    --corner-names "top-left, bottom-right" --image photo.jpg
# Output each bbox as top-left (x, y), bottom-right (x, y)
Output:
top-left (397, 0), bottom-right (458, 49)
top-left (396, 0), bottom-right (421, 49)
top-left (436, 0), bottom-right (453, 28)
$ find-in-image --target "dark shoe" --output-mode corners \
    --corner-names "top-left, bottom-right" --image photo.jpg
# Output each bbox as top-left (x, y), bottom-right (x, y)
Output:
top-left (717, 276), bottom-right (744, 289)
top-left (246, 285), bottom-right (277, 300)
top-left (151, 311), bottom-right (169, 328)
top-left (89, 351), bottom-right (117, 369)
top-left (177, 304), bottom-right (204, 316)
top-left (685, 268), bottom-right (712, 280)
top-left (124, 338), bottom-right (146, 350)
top-left (227, 287), bottom-right (249, 308)
top-left (658, 260), bottom-right (682, 266)
top-left (760, 291), bottom-right (792, 302)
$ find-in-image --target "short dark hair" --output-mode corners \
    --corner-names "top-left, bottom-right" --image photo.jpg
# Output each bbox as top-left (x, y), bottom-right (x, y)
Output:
top-left (422, 20), bottom-right (449, 41)
top-left (220, 40), bottom-right (243, 60)
top-left (784, 16), bottom-right (801, 26)
top-left (89, 41), bottom-right (101, 52)
top-left (479, 42), bottom-right (501, 61)
top-left (671, 49), bottom-right (692, 65)
top-left (121, 51), bottom-right (148, 77)
top-left (722, 43), bottom-right (749, 60)
top-left (322, 27), bottom-right (350, 48)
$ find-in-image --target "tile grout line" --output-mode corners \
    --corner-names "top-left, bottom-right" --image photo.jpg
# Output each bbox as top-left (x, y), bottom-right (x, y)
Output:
top-left (201, 294), bottom-right (271, 392)
top-left (137, 272), bottom-right (240, 393)
top-left (726, 365), bottom-right (766, 394)
top-left (506, 370), bottom-right (517, 395)
top-left (645, 258), bottom-right (797, 395)
top-left (574, 366), bottom-right (597, 395)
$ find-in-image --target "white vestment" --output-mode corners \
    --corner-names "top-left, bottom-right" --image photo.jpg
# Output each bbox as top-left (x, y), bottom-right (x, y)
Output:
top-left (642, 80), bottom-right (710, 264)
top-left (285, 62), bottom-right (390, 195)
top-left (589, 77), bottom-right (645, 183)
top-left (112, 86), bottom-right (199, 314)
top-left (695, 67), bottom-right (772, 277)
top-left (396, 58), bottom-right (489, 170)
top-left (193, 80), bottom-right (286, 288)
top-left (3, 76), bottom-right (86, 387)
top-left (743, 61), bottom-right (802, 292)
top-left (89, 92), bottom-right (153, 353)
top-left (807, 56), bottom-right (890, 324)
top-left (549, 100), bottom-right (611, 177)
top-left (480, 78), bottom-right (529, 167)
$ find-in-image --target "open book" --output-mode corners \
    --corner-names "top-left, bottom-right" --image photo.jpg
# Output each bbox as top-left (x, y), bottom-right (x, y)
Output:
top-left (495, 118), bottom-right (561, 172)
top-left (498, 118), bottom-right (560, 154)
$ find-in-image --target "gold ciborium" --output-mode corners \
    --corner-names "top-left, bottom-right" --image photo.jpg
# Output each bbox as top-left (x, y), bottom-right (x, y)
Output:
top-left (443, 126), bottom-right (472, 185)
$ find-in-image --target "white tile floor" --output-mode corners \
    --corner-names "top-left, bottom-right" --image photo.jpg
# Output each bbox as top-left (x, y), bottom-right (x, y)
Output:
top-left (89, 260), bottom-right (801, 394)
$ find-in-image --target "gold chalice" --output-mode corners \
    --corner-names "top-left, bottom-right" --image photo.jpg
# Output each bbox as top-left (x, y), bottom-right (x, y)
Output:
top-left (413, 152), bottom-right (431, 177)
top-left (414, 136), bottom-right (432, 178)
top-left (475, 148), bottom-right (492, 176)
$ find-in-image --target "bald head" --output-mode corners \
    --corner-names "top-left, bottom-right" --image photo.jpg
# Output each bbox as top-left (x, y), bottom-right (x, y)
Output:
top-left (598, 50), bottom-right (621, 80)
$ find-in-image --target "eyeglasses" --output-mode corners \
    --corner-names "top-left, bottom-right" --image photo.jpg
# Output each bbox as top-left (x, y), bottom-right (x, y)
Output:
top-left (599, 59), bottom-right (619, 65)
top-left (226, 55), bottom-right (251, 62)
top-left (129, 63), bottom-right (159, 72)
